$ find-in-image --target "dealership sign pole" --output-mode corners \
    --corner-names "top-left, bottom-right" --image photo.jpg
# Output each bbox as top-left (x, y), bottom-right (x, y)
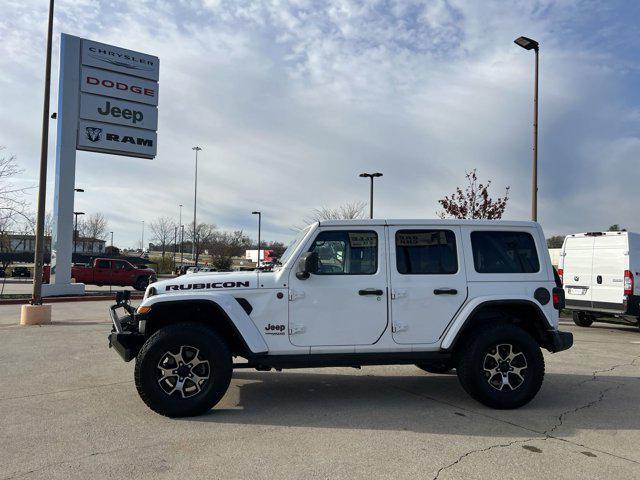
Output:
top-left (43, 34), bottom-right (159, 297)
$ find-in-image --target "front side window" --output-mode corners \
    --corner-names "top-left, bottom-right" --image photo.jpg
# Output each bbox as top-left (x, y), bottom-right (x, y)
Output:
top-left (396, 230), bottom-right (458, 274)
top-left (471, 231), bottom-right (540, 273)
top-left (309, 230), bottom-right (378, 275)
top-left (96, 259), bottom-right (110, 269)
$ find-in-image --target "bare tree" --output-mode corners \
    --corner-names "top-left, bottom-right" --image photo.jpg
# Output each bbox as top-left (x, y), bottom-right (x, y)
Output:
top-left (186, 222), bottom-right (217, 265)
top-left (303, 201), bottom-right (366, 225)
top-left (438, 169), bottom-right (510, 220)
top-left (204, 230), bottom-right (252, 271)
top-left (79, 212), bottom-right (109, 240)
top-left (0, 147), bottom-right (31, 229)
top-left (149, 216), bottom-right (176, 258)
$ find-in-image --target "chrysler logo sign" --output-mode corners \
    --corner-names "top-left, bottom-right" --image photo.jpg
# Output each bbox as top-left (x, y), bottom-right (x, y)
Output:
top-left (87, 47), bottom-right (155, 72)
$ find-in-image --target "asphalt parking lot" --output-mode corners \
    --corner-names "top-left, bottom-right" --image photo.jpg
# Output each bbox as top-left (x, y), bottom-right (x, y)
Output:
top-left (1, 302), bottom-right (638, 479)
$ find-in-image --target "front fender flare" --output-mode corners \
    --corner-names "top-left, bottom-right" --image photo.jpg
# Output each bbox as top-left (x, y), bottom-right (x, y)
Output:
top-left (440, 295), bottom-right (554, 351)
top-left (140, 292), bottom-right (268, 354)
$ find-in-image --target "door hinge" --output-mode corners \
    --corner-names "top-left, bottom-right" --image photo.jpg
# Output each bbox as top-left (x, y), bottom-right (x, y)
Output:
top-left (289, 324), bottom-right (306, 335)
top-left (392, 322), bottom-right (408, 333)
top-left (391, 289), bottom-right (407, 300)
top-left (288, 290), bottom-right (305, 301)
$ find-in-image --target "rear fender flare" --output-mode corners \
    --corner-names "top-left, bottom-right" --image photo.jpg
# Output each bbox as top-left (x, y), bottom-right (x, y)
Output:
top-left (440, 295), bottom-right (555, 350)
top-left (140, 293), bottom-right (268, 354)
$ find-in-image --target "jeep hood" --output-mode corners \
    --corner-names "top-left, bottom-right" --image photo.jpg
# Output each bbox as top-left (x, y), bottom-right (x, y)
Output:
top-left (152, 271), bottom-right (258, 295)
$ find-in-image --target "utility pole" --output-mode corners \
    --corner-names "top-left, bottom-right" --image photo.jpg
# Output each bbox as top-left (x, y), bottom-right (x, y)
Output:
top-left (31, 0), bottom-right (55, 307)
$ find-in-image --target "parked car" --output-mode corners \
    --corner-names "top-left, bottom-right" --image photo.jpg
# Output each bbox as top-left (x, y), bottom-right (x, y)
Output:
top-left (174, 265), bottom-right (189, 276)
top-left (12, 266), bottom-right (31, 278)
top-left (559, 231), bottom-right (640, 331)
top-left (185, 266), bottom-right (200, 275)
top-left (72, 258), bottom-right (156, 291)
top-left (109, 219), bottom-right (571, 417)
top-left (0, 267), bottom-right (5, 278)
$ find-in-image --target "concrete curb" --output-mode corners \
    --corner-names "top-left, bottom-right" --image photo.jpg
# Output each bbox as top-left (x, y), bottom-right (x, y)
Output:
top-left (0, 294), bottom-right (144, 305)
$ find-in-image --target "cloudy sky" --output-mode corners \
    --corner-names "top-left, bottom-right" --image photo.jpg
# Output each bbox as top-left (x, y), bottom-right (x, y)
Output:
top-left (1, 0), bottom-right (639, 248)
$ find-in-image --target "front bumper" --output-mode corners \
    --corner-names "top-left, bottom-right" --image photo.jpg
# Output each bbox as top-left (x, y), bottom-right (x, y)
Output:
top-left (108, 303), bottom-right (145, 362)
top-left (548, 329), bottom-right (573, 353)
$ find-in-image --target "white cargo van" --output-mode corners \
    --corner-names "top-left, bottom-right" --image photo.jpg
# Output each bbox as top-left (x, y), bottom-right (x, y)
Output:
top-left (559, 231), bottom-right (640, 330)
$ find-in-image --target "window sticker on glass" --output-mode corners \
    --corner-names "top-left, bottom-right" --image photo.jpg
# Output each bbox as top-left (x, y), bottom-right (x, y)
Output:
top-left (348, 232), bottom-right (377, 248)
top-left (396, 231), bottom-right (447, 247)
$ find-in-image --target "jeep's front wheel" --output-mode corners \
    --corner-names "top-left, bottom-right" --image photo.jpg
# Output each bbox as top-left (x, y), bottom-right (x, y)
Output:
top-left (134, 323), bottom-right (232, 417)
top-left (456, 324), bottom-right (544, 409)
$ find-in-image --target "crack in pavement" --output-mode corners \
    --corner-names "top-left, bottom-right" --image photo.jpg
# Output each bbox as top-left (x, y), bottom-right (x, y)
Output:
top-left (545, 356), bottom-right (639, 436)
top-left (0, 380), bottom-right (133, 402)
top-left (432, 438), bottom-right (534, 480)
top-left (393, 355), bottom-right (640, 479)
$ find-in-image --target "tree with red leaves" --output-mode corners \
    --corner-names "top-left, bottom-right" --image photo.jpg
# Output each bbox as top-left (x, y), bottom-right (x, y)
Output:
top-left (438, 169), bottom-right (510, 220)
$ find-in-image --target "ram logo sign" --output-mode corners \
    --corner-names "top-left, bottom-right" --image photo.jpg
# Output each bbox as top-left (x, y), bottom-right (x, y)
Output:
top-left (77, 121), bottom-right (157, 158)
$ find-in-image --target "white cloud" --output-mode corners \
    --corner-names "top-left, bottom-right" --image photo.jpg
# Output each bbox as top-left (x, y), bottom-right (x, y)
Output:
top-left (0, 0), bottom-right (639, 247)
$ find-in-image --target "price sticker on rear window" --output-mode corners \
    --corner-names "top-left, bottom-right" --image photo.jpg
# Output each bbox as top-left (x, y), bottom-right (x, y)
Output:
top-left (348, 232), bottom-right (377, 248)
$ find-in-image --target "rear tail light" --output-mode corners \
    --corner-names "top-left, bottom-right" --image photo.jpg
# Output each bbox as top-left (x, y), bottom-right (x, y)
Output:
top-left (552, 287), bottom-right (565, 310)
top-left (557, 268), bottom-right (563, 285)
top-left (624, 270), bottom-right (634, 295)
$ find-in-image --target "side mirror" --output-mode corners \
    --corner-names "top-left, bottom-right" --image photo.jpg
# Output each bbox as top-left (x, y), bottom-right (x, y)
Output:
top-left (296, 252), bottom-right (319, 280)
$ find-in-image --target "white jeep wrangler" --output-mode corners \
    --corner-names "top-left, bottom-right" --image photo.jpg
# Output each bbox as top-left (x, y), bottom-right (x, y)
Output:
top-left (109, 219), bottom-right (572, 417)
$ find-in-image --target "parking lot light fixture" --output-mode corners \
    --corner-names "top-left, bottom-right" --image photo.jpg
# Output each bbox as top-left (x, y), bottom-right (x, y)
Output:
top-left (514, 35), bottom-right (540, 222)
top-left (359, 172), bottom-right (383, 219)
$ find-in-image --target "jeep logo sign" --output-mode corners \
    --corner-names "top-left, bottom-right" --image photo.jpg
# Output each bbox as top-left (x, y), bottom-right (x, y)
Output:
top-left (77, 121), bottom-right (157, 158)
top-left (80, 94), bottom-right (158, 130)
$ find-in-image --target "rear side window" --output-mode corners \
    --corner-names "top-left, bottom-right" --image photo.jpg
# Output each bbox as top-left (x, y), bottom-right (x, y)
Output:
top-left (396, 230), bottom-right (458, 274)
top-left (309, 230), bottom-right (378, 275)
top-left (471, 231), bottom-right (540, 273)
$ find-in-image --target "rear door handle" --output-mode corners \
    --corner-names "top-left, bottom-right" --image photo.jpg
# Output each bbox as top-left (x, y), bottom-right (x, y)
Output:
top-left (434, 288), bottom-right (458, 295)
top-left (359, 289), bottom-right (384, 296)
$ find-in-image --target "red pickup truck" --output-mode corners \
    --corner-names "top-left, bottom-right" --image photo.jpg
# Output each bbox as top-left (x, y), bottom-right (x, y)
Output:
top-left (72, 258), bottom-right (156, 291)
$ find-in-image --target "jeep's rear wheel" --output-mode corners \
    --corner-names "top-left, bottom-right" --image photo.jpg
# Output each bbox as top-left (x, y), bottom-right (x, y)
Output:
top-left (134, 323), bottom-right (232, 417)
top-left (416, 360), bottom-right (454, 374)
top-left (572, 311), bottom-right (593, 327)
top-left (456, 324), bottom-right (544, 409)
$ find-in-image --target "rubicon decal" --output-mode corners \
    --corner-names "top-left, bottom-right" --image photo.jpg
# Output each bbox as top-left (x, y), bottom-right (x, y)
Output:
top-left (165, 281), bottom-right (251, 291)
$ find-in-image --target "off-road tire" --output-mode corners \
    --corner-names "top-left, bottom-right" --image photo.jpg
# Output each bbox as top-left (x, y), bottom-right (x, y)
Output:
top-left (456, 323), bottom-right (545, 409)
top-left (134, 323), bottom-right (232, 417)
top-left (416, 361), bottom-right (454, 374)
top-left (134, 276), bottom-right (149, 291)
top-left (572, 311), bottom-right (593, 327)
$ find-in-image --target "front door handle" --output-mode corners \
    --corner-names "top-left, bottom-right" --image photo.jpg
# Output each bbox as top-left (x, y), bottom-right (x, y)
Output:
top-left (434, 288), bottom-right (458, 295)
top-left (359, 288), bottom-right (384, 296)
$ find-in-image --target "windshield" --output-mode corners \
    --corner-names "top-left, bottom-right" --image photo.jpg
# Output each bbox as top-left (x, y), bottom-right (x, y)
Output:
top-left (278, 226), bottom-right (311, 267)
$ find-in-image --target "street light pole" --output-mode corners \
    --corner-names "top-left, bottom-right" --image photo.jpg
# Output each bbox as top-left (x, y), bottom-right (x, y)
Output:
top-left (359, 172), bottom-right (383, 219)
top-left (31, 0), bottom-right (55, 306)
top-left (252, 211), bottom-right (261, 267)
top-left (141, 220), bottom-right (145, 252)
top-left (110, 231), bottom-right (113, 249)
top-left (73, 212), bottom-right (84, 255)
top-left (178, 204), bottom-right (183, 266)
top-left (192, 146), bottom-right (201, 265)
top-left (514, 36), bottom-right (540, 222)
